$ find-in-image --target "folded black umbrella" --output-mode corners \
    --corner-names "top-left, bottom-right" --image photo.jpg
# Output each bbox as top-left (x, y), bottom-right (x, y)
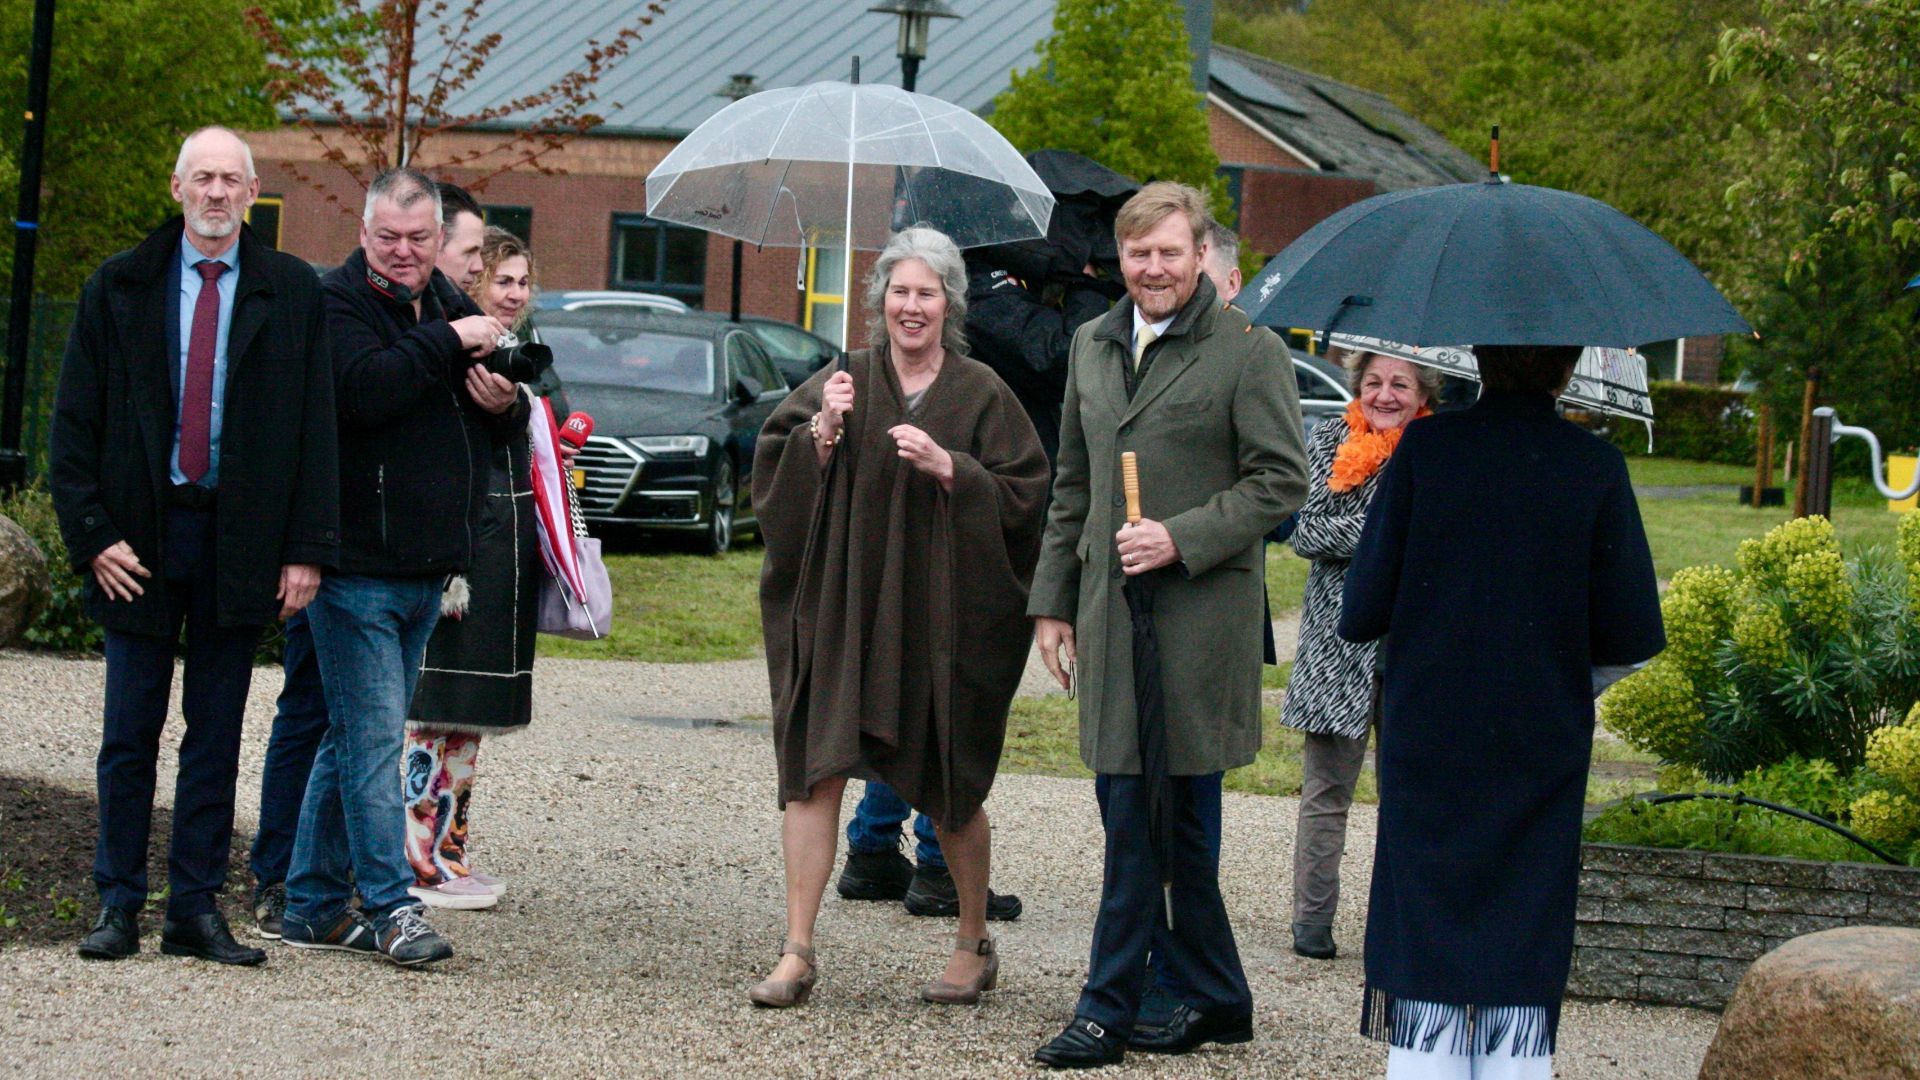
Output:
top-left (1242, 178), bottom-right (1751, 348)
top-left (1119, 451), bottom-right (1175, 929)
top-left (1124, 568), bottom-right (1177, 930)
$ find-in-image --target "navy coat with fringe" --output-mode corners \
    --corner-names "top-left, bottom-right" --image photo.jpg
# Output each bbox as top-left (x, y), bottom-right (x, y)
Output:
top-left (1338, 389), bottom-right (1664, 1053)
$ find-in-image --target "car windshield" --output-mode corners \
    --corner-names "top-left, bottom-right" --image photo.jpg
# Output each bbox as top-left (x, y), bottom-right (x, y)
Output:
top-left (537, 320), bottom-right (715, 396)
top-left (749, 322), bottom-right (821, 361)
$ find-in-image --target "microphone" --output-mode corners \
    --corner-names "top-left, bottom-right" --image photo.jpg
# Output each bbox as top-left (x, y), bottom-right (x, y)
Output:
top-left (558, 412), bottom-right (594, 451)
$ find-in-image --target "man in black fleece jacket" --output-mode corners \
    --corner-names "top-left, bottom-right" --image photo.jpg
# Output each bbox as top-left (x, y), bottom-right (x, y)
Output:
top-left (280, 168), bottom-right (526, 967)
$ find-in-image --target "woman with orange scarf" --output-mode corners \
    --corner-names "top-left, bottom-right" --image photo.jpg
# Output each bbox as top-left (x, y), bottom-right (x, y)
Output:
top-left (1280, 348), bottom-right (1439, 961)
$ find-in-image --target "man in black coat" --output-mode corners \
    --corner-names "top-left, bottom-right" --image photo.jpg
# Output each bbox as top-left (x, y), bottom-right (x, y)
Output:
top-left (49, 127), bottom-right (338, 966)
top-left (278, 167), bottom-right (523, 968)
top-left (245, 179), bottom-right (498, 938)
top-left (962, 244), bottom-right (1115, 467)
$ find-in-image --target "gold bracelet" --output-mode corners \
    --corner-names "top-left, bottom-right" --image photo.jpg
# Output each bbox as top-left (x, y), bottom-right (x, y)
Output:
top-left (810, 412), bottom-right (840, 448)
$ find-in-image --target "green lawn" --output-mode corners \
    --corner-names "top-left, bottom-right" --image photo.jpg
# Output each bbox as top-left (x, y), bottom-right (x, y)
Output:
top-left (545, 457), bottom-right (1915, 664)
top-left (536, 546), bottom-right (765, 663)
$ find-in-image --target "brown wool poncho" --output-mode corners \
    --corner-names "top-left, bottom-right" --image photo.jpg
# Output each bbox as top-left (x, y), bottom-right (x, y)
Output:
top-left (754, 348), bottom-right (1049, 829)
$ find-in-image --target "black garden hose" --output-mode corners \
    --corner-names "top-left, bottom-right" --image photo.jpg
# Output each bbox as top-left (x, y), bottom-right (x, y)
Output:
top-left (1625, 790), bottom-right (1905, 866)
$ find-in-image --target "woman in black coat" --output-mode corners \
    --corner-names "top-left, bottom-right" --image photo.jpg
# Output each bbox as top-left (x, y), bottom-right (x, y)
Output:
top-left (402, 228), bottom-right (558, 909)
top-left (1337, 345), bottom-right (1664, 1079)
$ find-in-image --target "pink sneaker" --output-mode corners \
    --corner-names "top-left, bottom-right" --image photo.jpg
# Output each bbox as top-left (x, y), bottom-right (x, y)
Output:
top-left (408, 876), bottom-right (498, 910)
top-left (467, 872), bottom-right (507, 897)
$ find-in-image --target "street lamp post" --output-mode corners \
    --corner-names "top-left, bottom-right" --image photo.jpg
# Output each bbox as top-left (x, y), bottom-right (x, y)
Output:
top-left (714, 73), bottom-right (762, 321)
top-left (2, 0), bottom-right (56, 493)
top-left (867, 0), bottom-right (960, 94)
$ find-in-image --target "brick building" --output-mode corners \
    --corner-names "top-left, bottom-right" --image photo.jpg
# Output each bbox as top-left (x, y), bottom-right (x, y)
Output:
top-left (246, 2), bottom-right (1503, 352)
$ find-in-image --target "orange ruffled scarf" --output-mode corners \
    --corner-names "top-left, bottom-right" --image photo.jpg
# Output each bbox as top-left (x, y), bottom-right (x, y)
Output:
top-left (1327, 398), bottom-right (1431, 493)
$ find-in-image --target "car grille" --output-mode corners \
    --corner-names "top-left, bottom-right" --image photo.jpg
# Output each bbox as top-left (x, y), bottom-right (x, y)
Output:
top-left (574, 436), bottom-right (642, 515)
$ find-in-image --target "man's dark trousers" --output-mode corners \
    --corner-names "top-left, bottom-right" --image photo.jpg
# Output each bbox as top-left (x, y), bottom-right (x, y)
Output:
top-left (95, 505), bottom-right (261, 919)
top-left (1076, 772), bottom-right (1250, 1038)
top-left (248, 611), bottom-right (326, 888)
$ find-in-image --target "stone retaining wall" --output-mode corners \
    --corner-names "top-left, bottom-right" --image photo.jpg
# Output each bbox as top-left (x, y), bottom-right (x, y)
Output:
top-left (1569, 843), bottom-right (1920, 1009)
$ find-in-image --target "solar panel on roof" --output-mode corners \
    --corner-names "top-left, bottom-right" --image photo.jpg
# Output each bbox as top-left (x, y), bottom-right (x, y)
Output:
top-left (1209, 54), bottom-right (1308, 116)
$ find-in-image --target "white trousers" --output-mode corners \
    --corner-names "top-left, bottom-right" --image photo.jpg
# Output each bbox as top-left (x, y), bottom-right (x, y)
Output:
top-left (1386, 1044), bottom-right (1552, 1080)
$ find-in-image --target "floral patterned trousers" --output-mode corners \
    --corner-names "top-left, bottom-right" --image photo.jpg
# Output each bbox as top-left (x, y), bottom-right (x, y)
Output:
top-left (402, 729), bottom-right (482, 887)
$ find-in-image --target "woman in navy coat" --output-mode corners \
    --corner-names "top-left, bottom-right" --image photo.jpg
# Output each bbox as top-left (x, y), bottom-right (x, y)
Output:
top-left (1337, 345), bottom-right (1665, 1079)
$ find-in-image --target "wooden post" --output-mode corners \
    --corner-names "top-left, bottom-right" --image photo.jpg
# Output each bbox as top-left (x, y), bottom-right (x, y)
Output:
top-left (1793, 368), bottom-right (1820, 518)
top-left (1752, 404), bottom-right (1774, 509)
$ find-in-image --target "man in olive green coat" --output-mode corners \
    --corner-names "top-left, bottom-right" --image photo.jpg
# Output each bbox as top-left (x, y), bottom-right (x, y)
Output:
top-left (1030, 183), bottom-right (1308, 1068)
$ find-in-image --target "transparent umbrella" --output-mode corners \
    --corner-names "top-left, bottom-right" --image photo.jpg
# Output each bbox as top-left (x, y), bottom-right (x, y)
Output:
top-left (645, 79), bottom-right (1054, 349)
top-left (1330, 334), bottom-right (1658, 446)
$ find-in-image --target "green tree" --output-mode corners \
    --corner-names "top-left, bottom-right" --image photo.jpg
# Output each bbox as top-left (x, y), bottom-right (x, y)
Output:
top-left (990, 0), bottom-right (1228, 218)
top-left (0, 0), bottom-right (313, 298)
top-left (1453, 0), bottom-right (1753, 289)
top-left (1710, 1), bottom-right (1920, 447)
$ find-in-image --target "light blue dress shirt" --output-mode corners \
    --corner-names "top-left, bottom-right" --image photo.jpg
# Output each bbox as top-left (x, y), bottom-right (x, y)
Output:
top-left (172, 231), bottom-right (240, 487)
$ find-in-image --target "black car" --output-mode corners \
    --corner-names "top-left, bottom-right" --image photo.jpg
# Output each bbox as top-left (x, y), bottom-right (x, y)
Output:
top-left (742, 316), bottom-right (845, 388)
top-left (533, 306), bottom-right (788, 553)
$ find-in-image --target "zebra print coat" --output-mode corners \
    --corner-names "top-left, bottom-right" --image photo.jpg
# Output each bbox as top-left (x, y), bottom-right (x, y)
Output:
top-left (1279, 416), bottom-right (1383, 739)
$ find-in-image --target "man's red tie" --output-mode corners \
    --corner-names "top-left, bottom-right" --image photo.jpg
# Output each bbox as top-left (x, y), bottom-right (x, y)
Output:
top-left (179, 259), bottom-right (228, 483)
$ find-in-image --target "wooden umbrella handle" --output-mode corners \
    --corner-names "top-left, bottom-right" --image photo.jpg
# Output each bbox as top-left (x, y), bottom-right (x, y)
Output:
top-left (1122, 451), bottom-right (1142, 525)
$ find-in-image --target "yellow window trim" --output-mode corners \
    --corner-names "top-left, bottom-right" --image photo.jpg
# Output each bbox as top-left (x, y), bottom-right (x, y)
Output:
top-left (802, 246), bottom-right (845, 334)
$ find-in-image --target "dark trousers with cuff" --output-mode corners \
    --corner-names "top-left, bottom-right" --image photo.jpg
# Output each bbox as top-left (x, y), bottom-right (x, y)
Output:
top-left (94, 506), bottom-right (261, 920)
top-left (1076, 772), bottom-right (1251, 1038)
top-left (249, 611), bottom-right (326, 890)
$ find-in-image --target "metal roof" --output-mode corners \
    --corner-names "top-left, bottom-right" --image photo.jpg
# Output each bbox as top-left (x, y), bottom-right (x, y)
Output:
top-left (1208, 43), bottom-right (1482, 190)
top-left (362, 4), bottom-right (1476, 192)
top-left (420, 0), bottom-right (1057, 138)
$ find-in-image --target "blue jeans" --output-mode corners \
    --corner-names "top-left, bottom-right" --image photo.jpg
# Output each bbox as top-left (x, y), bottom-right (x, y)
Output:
top-left (249, 611), bottom-right (328, 889)
top-left (284, 574), bottom-right (442, 924)
top-left (845, 781), bottom-right (944, 868)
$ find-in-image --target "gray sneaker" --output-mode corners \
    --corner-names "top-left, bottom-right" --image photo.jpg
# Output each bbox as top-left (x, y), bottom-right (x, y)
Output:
top-left (373, 905), bottom-right (453, 967)
top-left (280, 908), bottom-right (376, 955)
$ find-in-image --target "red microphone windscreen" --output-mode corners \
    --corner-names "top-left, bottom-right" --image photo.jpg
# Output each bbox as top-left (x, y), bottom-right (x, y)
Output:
top-left (558, 412), bottom-right (594, 449)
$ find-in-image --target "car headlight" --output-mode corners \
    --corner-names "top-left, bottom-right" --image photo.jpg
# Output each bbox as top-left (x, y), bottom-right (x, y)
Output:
top-left (630, 435), bottom-right (710, 459)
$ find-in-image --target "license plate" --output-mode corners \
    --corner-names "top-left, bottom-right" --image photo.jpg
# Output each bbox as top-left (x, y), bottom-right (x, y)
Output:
top-left (571, 469), bottom-right (586, 490)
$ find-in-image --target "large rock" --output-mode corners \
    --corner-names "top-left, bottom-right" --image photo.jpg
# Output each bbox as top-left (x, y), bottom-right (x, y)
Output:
top-left (0, 513), bottom-right (50, 647)
top-left (1699, 926), bottom-right (1920, 1079)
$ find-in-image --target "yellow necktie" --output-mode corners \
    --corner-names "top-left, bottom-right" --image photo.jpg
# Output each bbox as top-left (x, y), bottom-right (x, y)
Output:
top-left (1134, 324), bottom-right (1157, 371)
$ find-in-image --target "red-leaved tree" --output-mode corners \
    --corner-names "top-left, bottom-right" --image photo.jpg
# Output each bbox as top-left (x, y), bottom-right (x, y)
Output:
top-left (244, 0), bottom-right (667, 212)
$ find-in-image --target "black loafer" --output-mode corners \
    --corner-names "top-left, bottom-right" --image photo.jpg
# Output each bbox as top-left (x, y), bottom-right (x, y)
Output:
top-left (1128, 1003), bottom-right (1254, 1055)
top-left (77, 907), bottom-right (140, 960)
top-left (160, 911), bottom-right (267, 966)
top-left (836, 847), bottom-right (914, 901)
top-left (1292, 921), bottom-right (1337, 960)
top-left (1034, 1017), bottom-right (1126, 1069)
top-left (902, 863), bottom-right (1023, 921)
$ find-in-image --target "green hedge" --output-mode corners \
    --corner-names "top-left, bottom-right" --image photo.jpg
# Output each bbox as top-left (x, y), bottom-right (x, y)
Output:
top-left (1605, 381), bottom-right (1756, 466)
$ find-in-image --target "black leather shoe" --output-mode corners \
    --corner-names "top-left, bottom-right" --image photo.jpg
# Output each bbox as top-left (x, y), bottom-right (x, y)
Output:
top-left (1033, 1017), bottom-right (1126, 1069)
top-left (902, 863), bottom-right (1023, 921)
top-left (160, 911), bottom-right (267, 966)
top-left (77, 907), bottom-right (140, 960)
top-left (836, 847), bottom-right (914, 901)
top-left (1292, 921), bottom-right (1337, 960)
top-left (1127, 1003), bottom-right (1254, 1055)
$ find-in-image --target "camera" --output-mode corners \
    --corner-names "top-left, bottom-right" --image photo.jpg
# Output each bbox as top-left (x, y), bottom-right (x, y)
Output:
top-left (484, 330), bottom-right (552, 384)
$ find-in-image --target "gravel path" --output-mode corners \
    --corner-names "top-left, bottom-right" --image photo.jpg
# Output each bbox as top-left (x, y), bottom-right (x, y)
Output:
top-left (0, 648), bottom-right (1714, 1077)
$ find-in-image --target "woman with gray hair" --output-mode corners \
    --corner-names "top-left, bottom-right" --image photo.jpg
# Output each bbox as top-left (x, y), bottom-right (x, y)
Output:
top-left (1280, 347), bottom-right (1440, 961)
top-left (748, 226), bottom-right (1050, 1008)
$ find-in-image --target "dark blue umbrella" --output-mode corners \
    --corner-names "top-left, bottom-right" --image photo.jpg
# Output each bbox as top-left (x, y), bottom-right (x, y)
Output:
top-left (1242, 179), bottom-right (1751, 348)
